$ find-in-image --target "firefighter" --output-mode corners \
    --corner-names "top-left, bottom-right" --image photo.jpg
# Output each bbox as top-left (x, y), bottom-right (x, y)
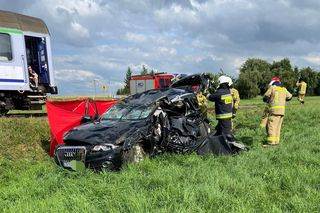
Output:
top-left (197, 91), bottom-right (208, 119)
top-left (296, 78), bottom-right (307, 104)
top-left (263, 78), bottom-right (292, 146)
top-left (260, 77), bottom-right (280, 128)
top-left (230, 83), bottom-right (240, 130)
top-left (207, 76), bottom-right (234, 140)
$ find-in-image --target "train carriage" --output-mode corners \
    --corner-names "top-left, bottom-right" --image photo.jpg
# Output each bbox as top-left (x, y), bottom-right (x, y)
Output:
top-left (0, 10), bottom-right (57, 116)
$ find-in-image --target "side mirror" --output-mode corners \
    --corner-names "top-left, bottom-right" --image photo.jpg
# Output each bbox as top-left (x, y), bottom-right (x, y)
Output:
top-left (80, 115), bottom-right (94, 124)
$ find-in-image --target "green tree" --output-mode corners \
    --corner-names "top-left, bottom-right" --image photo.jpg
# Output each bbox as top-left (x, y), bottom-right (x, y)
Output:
top-left (236, 58), bottom-right (271, 98)
top-left (116, 67), bottom-right (132, 95)
top-left (270, 58), bottom-right (297, 92)
top-left (123, 67), bottom-right (132, 94)
top-left (140, 65), bottom-right (148, 75)
top-left (236, 70), bottom-right (260, 98)
top-left (116, 88), bottom-right (124, 95)
top-left (300, 67), bottom-right (318, 95)
top-left (315, 72), bottom-right (320, 95)
top-left (205, 72), bottom-right (219, 92)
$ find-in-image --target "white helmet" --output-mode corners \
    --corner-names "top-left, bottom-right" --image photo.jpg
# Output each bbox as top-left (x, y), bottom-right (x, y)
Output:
top-left (218, 75), bottom-right (232, 86)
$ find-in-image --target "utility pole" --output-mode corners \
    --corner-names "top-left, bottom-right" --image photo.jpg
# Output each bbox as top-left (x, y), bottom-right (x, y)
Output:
top-left (93, 79), bottom-right (99, 96)
top-left (109, 80), bottom-right (112, 97)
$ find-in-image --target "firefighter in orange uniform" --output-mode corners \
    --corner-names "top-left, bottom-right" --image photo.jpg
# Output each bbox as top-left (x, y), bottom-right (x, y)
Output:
top-left (296, 78), bottom-right (307, 104)
top-left (263, 78), bottom-right (292, 146)
top-left (260, 77), bottom-right (280, 128)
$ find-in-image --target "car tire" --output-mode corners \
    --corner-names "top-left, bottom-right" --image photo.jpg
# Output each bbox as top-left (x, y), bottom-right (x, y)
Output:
top-left (122, 143), bottom-right (146, 165)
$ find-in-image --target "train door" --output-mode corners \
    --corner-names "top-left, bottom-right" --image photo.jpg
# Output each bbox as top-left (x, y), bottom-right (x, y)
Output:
top-left (24, 36), bottom-right (50, 88)
top-left (37, 38), bottom-right (50, 84)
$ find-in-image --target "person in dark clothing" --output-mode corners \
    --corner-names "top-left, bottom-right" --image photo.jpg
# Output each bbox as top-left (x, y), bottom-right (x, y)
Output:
top-left (207, 76), bottom-right (234, 141)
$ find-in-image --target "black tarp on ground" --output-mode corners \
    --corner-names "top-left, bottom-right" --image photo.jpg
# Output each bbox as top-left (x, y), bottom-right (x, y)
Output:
top-left (197, 132), bottom-right (248, 155)
top-left (197, 133), bottom-right (233, 155)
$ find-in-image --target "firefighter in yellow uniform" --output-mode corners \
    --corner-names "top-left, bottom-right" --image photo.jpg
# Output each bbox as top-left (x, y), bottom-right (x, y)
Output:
top-left (263, 78), bottom-right (292, 146)
top-left (197, 91), bottom-right (208, 119)
top-left (230, 86), bottom-right (240, 130)
top-left (259, 106), bottom-right (270, 128)
top-left (296, 78), bottom-right (307, 104)
top-left (260, 77), bottom-right (280, 128)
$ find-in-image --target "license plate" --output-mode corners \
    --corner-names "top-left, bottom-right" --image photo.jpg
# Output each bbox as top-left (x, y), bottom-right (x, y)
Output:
top-left (62, 161), bottom-right (71, 168)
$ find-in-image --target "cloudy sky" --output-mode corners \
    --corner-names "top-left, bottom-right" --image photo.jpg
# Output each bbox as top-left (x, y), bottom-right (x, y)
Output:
top-left (1, 0), bottom-right (320, 95)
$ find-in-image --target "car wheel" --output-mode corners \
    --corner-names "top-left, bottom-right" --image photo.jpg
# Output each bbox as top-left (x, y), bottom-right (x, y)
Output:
top-left (122, 143), bottom-right (146, 165)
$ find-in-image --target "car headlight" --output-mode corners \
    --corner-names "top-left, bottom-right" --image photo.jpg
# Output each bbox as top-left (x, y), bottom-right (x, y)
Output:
top-left (91, 144), bottom-right (119, 151)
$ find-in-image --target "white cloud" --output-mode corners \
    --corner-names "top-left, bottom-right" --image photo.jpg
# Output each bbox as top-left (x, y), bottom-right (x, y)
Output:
top-left (47, 0), bottom-right (104, 17)
top-left (68, 22), bottom-right (90, 39)
top-left (125, 32), bottom-right (147, 43)
top-left (3, 0), bottom-right (320, 95)
top-left (232, 57), bottom-right (247, 73)
top-left (192, 39), bottom-right (215, 49)
top-left (155, 3), bottom-right (200, 26)
top-left (304, 55), bottom-right (320, 66)
top-left (158, 47), bottom-right (177, 56)
top-left (99, 61), bottom-right (126, 71)
top-left (55, 69), bottom-right (102, 82)
top-left (208, 54), bottom-right (223, 61)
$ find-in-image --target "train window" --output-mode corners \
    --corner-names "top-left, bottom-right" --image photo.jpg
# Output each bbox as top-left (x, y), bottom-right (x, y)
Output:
top-left (159, 78), bottom-right (165, 88)
top-left (0, 33), bottom-right (13, 61)
top-left (158, 78), bottom-right (171, 88)
top-left (166, 78), bottom-right (171, 87)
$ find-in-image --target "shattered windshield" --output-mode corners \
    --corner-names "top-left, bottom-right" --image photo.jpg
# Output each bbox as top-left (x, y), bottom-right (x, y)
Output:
top-left (101, 103), bottom-right (153, 120)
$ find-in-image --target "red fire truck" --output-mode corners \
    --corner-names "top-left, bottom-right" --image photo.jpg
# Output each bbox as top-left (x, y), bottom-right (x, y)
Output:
top-left (130, 73), bottom-right (174, 95)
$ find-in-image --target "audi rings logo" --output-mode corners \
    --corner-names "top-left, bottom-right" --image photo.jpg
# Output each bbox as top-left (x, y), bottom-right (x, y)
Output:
top-left (64, 151), bottom-right (75, 158)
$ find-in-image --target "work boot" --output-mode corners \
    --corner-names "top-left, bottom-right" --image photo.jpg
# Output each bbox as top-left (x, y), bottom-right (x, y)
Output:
top-left (225, 134), bottom-right (236, 142)
top-left (262, 143), bottom-right (278, 148)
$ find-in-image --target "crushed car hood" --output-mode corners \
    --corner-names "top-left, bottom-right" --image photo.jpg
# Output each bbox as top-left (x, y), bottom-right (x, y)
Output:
top-left (63, 119), bottom-right (150, 146)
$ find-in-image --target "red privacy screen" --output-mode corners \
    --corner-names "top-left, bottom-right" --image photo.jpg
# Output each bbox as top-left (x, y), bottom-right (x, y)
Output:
top-left (46, 99), bottom-right (119, 156)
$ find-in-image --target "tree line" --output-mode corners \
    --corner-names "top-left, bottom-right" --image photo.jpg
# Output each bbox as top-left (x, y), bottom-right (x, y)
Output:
top-left (117, 58), bottom-right (320, 98)
top-left (235, 58), bottom-right (320, 98)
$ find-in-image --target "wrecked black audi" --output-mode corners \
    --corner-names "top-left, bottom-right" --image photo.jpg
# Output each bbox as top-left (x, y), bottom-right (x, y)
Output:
top-left (55, 74), bottom-right (246, 171)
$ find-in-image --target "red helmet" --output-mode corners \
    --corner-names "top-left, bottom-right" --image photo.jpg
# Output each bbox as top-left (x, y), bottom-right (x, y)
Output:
top-left (272, 77), bottom-right (280, 82)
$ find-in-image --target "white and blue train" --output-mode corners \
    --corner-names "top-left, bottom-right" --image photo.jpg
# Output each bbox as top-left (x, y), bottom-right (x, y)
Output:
top-left (0, 10), bottom-right (58, 115)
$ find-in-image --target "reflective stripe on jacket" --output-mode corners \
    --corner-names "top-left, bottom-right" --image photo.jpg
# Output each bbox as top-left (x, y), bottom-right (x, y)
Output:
top-left (263, 85), bottom-right (292, 115)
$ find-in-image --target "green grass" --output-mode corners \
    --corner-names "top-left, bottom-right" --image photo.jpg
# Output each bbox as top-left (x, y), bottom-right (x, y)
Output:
top-left (0, 97), bottom-right (320, 212)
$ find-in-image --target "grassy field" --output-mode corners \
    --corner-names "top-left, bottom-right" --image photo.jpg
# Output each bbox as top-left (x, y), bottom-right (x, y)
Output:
top-left (0, 96), bottom-right (319, 212)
